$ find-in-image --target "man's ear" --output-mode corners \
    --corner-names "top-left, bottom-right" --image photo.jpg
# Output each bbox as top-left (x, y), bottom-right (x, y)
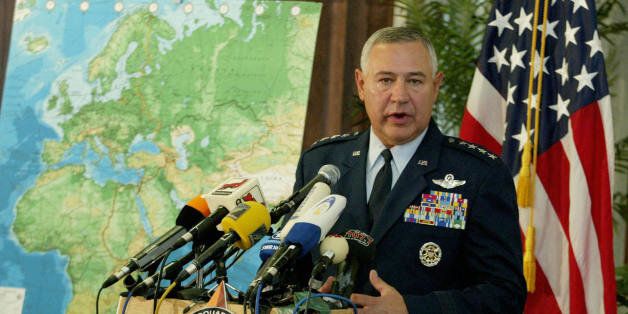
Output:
top-left (355, 68), bottom-right (366, 101)
top-left (434, 71), bottom-right (444, 89)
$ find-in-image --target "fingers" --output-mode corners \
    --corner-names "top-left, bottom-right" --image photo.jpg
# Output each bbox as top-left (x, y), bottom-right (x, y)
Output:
top-left (369, 270), bottom-right (390, 294)
top-left (351, 293), bottom-right (379, 307)
top-left (318, 276), bottom-right (335, 293)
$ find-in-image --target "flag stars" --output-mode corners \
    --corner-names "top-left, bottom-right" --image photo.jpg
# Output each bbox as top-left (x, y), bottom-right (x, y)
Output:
top-left (510, 45), bottom-right (527, 71)
top-left (564, 22), bottom-right (580, 47)
top-left (571, 0), bottom-right (589, 13)
top-left (513, 8), bottom-right (532, 36)
top-left (549, 94), bottom-right (570, 122)
top-left (555, 58), bottom-right (570, 86)
top-left (512, 123), bottom-right (532, 152)
top-left (489, 46), bottom-right (510, 72)
top-left (489, 9), bottom-right (513, 36)
top-left (574, 65), bottom-right (598, 92)
top-left (523, 93), bottom-right (539, 110)
top-left (538, 20), bottom-right (559, 39)
top-left (586, 31), bottom-right (603, 57)
top-left (530, 51), bottom-right (550, 78)
top-left (506, 83), bottom-right (517, 106)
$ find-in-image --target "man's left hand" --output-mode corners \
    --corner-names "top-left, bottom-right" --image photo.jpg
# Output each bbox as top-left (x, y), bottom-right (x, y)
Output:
top-left (350, 270), bottom-right (409, 314)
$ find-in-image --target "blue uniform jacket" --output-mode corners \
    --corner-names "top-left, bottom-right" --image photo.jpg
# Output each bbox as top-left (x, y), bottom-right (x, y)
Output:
top-left (293, 120), bottom-right (526, 313)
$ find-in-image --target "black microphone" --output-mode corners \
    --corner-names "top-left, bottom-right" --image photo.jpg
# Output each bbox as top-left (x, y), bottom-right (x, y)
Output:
top-left (101, 195), bottom-right (210, 289)
top-left (269, 164), bottom-right (340, 223)
top-left (131, 250), bottom-right (195, 293)
top-left (170, 205), bottom-right (230, 249)
top-left (335, 229), bottom-right (376, 297)
top-left (174, 201), bottom-right (271, 283)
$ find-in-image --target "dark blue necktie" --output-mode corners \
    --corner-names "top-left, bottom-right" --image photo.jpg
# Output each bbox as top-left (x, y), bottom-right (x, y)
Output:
top-left (368, 149), bottom-right (393, 227)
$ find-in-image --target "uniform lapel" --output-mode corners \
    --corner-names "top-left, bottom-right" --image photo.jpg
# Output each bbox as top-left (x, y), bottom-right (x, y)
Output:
top-left (331, 132), bottom-right (370, 233)
top-left (371, 122), bottom-right (443, 244)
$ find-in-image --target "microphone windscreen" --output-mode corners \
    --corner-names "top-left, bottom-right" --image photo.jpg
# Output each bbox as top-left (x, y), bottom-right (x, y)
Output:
top-left (204, 177), bottom-right (266, 211)
top-left (344, 229), bottom-right (376, 262)
top-left (176, 195), bottom-right (211, 229)
top-left (280, 181), bottom-right (331, 240)
top-left (284, 222), bottom-right (321, 258)
top-left (259, 233), bottom-right (281, 262)
top-left (220, 201), bottom-right (270, 249)
top-left (319, 235), bottom-right (349, 264)
top-left (297, 194), bottom-right (346, 242)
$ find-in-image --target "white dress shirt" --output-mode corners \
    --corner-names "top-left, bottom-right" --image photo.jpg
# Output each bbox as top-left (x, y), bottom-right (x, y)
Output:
top-left (365, 126), bottom-right (428, 201)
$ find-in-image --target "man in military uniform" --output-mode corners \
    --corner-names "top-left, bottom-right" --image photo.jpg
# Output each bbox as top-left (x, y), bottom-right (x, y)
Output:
top-left (293, 27), bottom-right (526, 313)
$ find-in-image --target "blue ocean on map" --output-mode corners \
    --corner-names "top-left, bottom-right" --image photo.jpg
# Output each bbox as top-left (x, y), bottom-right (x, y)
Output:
top-left (0, 1), bottom-right (125, 312)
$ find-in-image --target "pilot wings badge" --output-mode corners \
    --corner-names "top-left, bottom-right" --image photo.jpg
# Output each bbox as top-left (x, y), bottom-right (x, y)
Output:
top-left (432, 174), bottom-right (466, 189)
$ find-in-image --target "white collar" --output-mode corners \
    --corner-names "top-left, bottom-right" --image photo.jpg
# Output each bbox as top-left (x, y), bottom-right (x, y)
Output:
top-left (367, 126), bottom-right (428, 173)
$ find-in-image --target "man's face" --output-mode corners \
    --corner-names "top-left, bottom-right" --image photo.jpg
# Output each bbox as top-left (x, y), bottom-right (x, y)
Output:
top-left (355, 41), bottom-right (443, 148)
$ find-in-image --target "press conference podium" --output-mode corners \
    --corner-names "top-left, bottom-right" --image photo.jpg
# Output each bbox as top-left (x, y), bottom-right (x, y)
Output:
top-left (117, 296), bottom-right (354, 314)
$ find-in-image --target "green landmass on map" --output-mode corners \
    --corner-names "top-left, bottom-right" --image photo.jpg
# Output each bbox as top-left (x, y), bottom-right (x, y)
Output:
top-left (12, 3), bottom-right (320, 313)
top-left (24, 35), bottom-right (49, 53)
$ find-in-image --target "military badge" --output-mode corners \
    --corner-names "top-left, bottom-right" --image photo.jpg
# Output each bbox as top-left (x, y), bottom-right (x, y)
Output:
top-left (432, 173), bottom-right (466, 189)
top-left (406, 191), bottom-right (468, 229)
top-left (419, 242), bottom-right (442, 267)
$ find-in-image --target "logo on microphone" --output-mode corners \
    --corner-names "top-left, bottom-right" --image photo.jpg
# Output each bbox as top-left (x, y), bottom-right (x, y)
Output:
top-left (310, 196), bottom-right (337, 216)
top-left (344, 229), bottom-right (374, 247)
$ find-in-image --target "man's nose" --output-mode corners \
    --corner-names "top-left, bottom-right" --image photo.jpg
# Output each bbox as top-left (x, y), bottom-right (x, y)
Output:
top-left (390, 80), bottom-right (409, 103)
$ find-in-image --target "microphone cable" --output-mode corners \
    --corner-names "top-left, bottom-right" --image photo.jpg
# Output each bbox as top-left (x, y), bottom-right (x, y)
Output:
top-left (155, 281), bottom-right (177, 314)
top-left (96, 286), bottom-right (103, 314)
top-left (292, 293), bottom-right (358, 314)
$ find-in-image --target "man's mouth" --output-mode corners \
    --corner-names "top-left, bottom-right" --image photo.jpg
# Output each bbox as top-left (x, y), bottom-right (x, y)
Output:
top-left (386, 112), bottom-right (410, 123)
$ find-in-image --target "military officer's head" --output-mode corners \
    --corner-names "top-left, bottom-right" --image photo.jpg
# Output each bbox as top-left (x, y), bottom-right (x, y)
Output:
top-left (355, 27), bottom-right (444, 148)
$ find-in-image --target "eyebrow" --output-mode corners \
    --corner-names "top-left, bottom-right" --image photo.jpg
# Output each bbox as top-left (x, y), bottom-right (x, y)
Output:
top-left (375, 71), bottom-right (427, 78)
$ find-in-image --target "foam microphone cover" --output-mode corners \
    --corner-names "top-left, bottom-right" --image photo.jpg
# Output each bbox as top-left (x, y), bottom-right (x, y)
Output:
top-left (344, 229), bottom-right (376, 262)
top-left (319, 235), bottom-right (349, 264)
top-left (284, 222), bottom-right (321, 258)
top-left (175, 195), bottom-right (211, 229)
top-left (259, 232), bottom-right (281, 262)
top-left (220, 201), bottom-right (270, 249)
top-left (280, 181), bottom-right (331, 239)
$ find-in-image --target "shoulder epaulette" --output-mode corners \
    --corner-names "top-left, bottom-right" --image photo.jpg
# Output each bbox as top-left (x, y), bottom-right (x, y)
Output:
top-left (307, 131), bottom-right (361, 150)
top-left (444, 136), bottom-right (500, 163)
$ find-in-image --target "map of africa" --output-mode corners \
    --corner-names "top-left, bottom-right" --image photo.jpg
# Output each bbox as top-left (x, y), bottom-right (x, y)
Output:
top-left (0, 1), bottom-right (321, 313)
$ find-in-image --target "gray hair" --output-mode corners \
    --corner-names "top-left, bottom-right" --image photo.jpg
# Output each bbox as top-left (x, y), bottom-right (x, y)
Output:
top-left (360, 26), bottom-right (439, 77)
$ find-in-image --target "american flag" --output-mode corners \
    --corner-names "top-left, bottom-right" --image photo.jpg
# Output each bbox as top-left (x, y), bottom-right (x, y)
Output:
top-left (460, 0), bottom-right (615, 313)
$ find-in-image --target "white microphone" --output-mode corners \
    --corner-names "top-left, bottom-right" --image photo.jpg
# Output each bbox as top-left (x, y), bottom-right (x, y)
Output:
top-left (279, 181), bottom-right (331, 240)
top-left (309, 234), bottom-right (349, 289)
top-left (246, 195), bottom-right (346, 300)
top-left (269, 164), bottom-right (340, 223)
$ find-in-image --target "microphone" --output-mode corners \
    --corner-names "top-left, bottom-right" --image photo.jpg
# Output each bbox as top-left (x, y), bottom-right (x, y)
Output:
top-left (131, 250), bottom-right (195, 292)
top-left (279, 181), bottom-right (330, 240)
top-left (259, 232), bottom-right (282, 263)
top-left (174, 201), bottom-right (271, 283)
top-left (251, 195), bottom-right (347, 288)
top-left (335, 229), bottom-right (376, 297)
top-left (309, 234), bottom-right (349, 289)
top-left (174, 177), bottom-right (267, 248)
top-left (270, 164), bottom-right (340, 223)
top-left (204, 177), bottom-right (267, 210)
top-left (102, 177), bottom-right (265, 289)
top-left (101, 195), bottom-right (210, 289)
